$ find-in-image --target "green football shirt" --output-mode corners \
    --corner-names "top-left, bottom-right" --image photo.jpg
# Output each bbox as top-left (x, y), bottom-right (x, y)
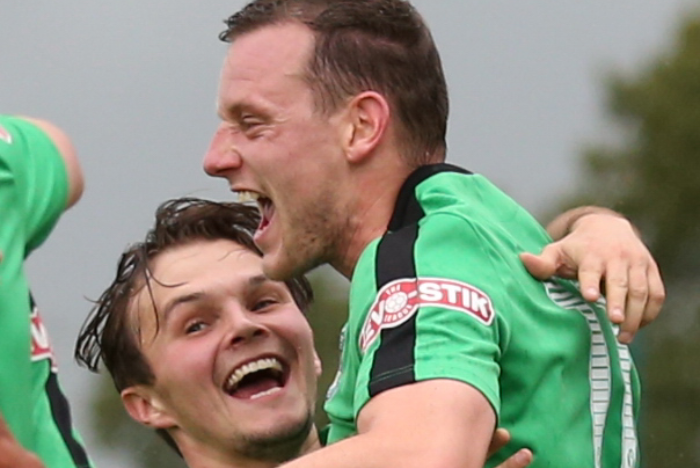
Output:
top-left (324, 164), bottom-right (640, 468)
top-left (0, 116), bottom-right (92, 467)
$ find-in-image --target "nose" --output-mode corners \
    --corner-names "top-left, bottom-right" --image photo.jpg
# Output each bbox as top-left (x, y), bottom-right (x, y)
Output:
top-left (203, 124), bottom-right (243, 178)
top-left (224, 309), bottom-right (267, 349)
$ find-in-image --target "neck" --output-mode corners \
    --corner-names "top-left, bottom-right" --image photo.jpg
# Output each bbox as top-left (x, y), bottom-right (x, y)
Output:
top-left (331, 161), bottom-right (413, 279)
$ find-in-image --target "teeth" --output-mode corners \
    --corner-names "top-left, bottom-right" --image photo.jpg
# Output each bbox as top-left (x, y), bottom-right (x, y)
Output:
top-left (250, 387), bottom-right (282, 400)
top-left (225, 357), bottom-right (283, 392)
top-left (235, 191), bottom-right (260, 203)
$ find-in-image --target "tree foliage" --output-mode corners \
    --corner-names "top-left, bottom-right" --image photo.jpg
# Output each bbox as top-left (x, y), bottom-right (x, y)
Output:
top-left (571, 13), bottom-right (700, 278)
top-left (563, 11), bottom-right (700, 467)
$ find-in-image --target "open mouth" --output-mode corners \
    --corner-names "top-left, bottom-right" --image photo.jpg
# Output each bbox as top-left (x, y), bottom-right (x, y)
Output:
top-left (257, 196), bottom-right (274, 232)
top-left (237, 191), bottom-right (275, 234)
top-left (223, 356), bottom-right (288, 400)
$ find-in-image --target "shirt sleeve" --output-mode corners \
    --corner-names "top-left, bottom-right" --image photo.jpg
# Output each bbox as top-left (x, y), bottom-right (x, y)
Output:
top-left (353, 212), bottom-right (515, 420)
top-left (0, 116), bottom-right (69, 256)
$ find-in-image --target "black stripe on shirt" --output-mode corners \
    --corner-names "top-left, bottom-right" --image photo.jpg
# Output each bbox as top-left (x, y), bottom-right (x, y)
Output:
top-left (369, 225), bottom-right (421, 397)
top-left (45, 372), bottom-right (91, 467)
top-left (368, 163), bottom-right (473, 398)
top-left (31, 293), bottom-right (91, 468)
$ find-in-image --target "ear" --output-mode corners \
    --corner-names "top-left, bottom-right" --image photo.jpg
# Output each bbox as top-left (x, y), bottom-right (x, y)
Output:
top-left (121, 386), bottom-right (176, 430)
top-left (342, 91), bottom-right (391, 164)
top-left (313, 351), bottom-right (323, 377)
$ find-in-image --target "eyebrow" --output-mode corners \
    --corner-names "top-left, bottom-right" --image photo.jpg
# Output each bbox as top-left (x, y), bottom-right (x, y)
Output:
top-left (162, 292), bottom-right (206, 324)
top-left (218, 101), bottom-right (261, 122)
top-left (160, 274), bottom-right (274, 322)
top-left (248, 274), bottom-right (270, 288)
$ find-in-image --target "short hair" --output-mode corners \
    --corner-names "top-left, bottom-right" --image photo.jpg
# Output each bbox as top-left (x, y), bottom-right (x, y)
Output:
top-left (74, 198), bottom-right (313, 454)
top-left (219, 0), bottom-right (449, 166)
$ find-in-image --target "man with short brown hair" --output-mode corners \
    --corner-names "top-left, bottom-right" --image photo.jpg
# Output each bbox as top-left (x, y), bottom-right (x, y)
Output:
top-left (204, 1), bottom-right (664, 466)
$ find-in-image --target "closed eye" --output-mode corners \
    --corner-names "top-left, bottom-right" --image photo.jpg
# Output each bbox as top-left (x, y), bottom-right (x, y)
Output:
top-left (240, 115), bottom-right (264, 130)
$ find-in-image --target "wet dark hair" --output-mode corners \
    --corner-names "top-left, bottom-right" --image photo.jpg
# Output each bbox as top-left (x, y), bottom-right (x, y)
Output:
top-left (220, 0), bottom-right (449, 166)
top-left (75, 197), bottom-right (313, 455)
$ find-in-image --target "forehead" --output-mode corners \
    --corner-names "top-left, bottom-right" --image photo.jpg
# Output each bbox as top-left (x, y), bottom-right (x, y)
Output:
top-left (218, 23), bottom-right (314, 105)
top-left (128, 240), bottom-right (265, 329)
top-left (151, 239), bottom-right (259, 287)
top-left (225, 22), bottom-right (314, 74)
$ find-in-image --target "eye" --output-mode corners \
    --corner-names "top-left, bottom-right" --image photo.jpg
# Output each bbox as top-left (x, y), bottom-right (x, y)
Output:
top-left (185, 320), bottom-right (209, 335)
top-left (240, 115), bottom-right (262, 130)
top-left (251, 298), bottom-right (278, 312)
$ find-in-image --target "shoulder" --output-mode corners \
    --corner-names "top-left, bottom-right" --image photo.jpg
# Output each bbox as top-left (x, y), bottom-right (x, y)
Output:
top-left (17, 117), bottom-right (83, 209)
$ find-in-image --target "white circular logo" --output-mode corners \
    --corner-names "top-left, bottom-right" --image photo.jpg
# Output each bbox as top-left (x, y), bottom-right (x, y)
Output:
top-left (384, 291), bottom-right (408, 313)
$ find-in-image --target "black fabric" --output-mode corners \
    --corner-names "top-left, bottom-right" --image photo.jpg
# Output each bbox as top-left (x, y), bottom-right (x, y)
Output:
top-left (45, 372), bottom-right (91, 467)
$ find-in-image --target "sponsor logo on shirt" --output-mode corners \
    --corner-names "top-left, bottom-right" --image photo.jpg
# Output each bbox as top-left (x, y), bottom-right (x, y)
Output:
top-left (0, 124), bottom-right (12, 144)
top-left (360, 277), bottom-right (494, 352)
top-left (31, 305), bottom-right (58, 372)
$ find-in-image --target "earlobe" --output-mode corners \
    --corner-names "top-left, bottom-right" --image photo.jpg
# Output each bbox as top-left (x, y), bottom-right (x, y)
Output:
top-left (344, 91), bottom-right (390, 164)
top-left (313, 352), bottom-right (323, 377)
top-left (121, 386), bottom-right (175, 429)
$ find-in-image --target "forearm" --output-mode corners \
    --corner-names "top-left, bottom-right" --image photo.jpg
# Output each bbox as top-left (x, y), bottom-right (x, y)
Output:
top-left (546, 206), bottom-right (630, 240)
top-left (281, 430), bottom-right (481, 468)
top-left (281, 432), bottom-right (399, 468)
top-left (282, 381), bottom-right (493, 468)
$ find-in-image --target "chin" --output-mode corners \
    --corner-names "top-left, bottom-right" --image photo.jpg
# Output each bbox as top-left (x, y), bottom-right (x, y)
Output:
top-left (261, 253), bottom-right (292, 281)
top-left (262, 255), bottom-right (305, 281)
top-left (237, 411), bottom-right (314, 463)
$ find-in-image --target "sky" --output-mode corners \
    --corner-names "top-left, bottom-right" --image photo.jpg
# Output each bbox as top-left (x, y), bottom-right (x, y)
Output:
top-left (0, 1), bottom-right (697, 466)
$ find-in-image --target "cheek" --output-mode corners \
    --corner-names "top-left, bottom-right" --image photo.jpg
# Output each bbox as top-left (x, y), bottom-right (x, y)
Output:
top-left (155, 340), bottom-right (215, 387)
top-left (268, 316), bottom-right (316, 356)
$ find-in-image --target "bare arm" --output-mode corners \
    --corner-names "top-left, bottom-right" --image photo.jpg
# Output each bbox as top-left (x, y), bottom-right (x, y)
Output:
top-left (521, 206), bottom-right (665, 343)
top-left (544, 206), bottom-right (633, 241)
top-left (0, 414), bottom-right (46, 468)
top-left (281, 380), bottom-right (499, 468)
top-left (18, 117), bottom-right (84, 209)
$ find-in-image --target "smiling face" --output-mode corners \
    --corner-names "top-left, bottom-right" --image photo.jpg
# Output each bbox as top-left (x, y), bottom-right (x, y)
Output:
top-left (203, 22), bottom-right (352, 281)
top-left (121, 239), bottom-right (321, 465)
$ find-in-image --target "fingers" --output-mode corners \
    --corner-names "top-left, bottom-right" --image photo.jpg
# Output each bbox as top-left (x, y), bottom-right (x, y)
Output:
top-left (487, 428), bottom-right (512, 457)
top-left (599, 259), bottom-right (627, 325)
top-left (519, 251), bottom-right (557, 280)
top-left (604, 259), bottom-right (666, 344)
top-left (614, 260), bottom-right (647, 343)
top-left (641, 262), bottom-right (665, 327)
top-left (492, 449), bottom-right (533, 468)
top-left (520, 245), bottom-right (576, 281)
top-left (576, 259), bottom-right (605, 304)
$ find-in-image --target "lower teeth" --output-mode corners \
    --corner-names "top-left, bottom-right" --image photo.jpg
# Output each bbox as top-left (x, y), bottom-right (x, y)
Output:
top-left (250, 387), bottom-right (282, 400)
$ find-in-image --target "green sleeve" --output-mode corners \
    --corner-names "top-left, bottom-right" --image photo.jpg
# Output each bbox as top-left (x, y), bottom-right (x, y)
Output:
top-left (0, 115), bottom-right (69, 257)
top-left (353, 213), bottom-right (514, 420)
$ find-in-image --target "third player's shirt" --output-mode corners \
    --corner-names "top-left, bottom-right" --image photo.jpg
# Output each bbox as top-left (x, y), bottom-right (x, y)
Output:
top-left (0, 116), bottom-right (92, 468)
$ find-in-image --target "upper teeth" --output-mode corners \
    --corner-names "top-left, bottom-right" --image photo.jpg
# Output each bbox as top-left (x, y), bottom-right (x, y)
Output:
top-left (236, 191), bottom-right (260, 203)
top-left (225, 357), bottom-right (283, 392)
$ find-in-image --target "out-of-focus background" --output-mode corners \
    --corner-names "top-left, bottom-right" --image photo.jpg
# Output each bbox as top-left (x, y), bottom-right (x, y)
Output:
top-left (1, 1), bottom-right (699, 467)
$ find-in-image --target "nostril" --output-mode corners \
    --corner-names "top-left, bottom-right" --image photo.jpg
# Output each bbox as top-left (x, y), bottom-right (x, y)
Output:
top-left (228, 327), bottom-right (266, 348)
top-left (231, 335), bottom-right (246, 346)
